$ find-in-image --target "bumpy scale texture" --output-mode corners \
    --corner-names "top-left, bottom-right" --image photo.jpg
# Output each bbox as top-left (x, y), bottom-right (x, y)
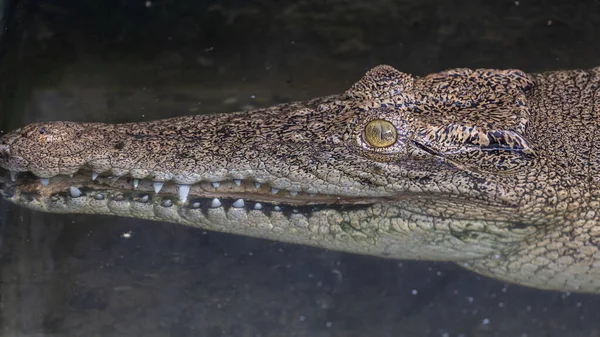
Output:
top-left (0, 65), bottom-right (599, 292)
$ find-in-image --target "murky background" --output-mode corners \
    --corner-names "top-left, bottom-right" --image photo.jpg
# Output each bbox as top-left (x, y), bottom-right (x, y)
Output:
top-left (0, 1), bottom-right (599, 336)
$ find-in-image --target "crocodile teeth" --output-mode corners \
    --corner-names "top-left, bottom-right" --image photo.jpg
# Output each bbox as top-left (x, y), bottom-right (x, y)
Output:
top-left (40, 178), bottom-right (49, 186)
top-left (274, 206), bottom-right (282, 212)
top-left (139, 194), bottom-right (149, 203)
top-left (177, 184), bottom-right (190, 202)
top-left (161, 199), bottom-right (172, 207)
top-left (69, 186), bottom-right (82, 198)
top-left (10, 171), bottom-right (16, 182)
top-left (254, 182), bottom-right (261, 188)
top-left (94, 193), bottom-right (104, 200)
top-left (211, 182), bottom-right (220, 188)
top-left (210, 198), bottom-right (222, 208)
top-left (289, 191), bottom-right (298, 196)
top-left (133, 179), bottom-right (140, 189)
top-left (271, 188), bottom-right (280, 194)
top-left (253, 202), bottom-right (263, 210)
top-left (153, 182), bottom-right (164, 193)
top-left (233, 179), bottom-right (242, 186)
top-left (91, 172), bottom-right (99, 181)
top-left (191, 202), bottom-right (201, 209)
top-left (232, 199), bottom-right (245, 208)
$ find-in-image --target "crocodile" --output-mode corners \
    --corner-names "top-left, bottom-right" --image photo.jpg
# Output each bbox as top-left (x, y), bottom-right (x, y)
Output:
top-left (0, 65), bottom-right (599, 293)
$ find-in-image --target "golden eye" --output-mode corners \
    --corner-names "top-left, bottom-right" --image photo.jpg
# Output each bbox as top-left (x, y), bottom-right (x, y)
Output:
top-left (364, 119), bottom-right (397, 148)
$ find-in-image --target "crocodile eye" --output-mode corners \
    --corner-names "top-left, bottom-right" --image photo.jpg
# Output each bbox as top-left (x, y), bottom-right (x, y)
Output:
top-left (364, 119), bottom-right (397, 148)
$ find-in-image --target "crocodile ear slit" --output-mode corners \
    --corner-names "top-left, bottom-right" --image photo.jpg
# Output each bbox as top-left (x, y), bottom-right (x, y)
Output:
top-left (449, 129), bottom-right (537, 172)
top-left (416, 125), bottom-right (537, 173)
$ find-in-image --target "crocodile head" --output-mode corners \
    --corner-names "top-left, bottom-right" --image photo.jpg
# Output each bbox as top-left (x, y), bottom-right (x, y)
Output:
top-left (0, 65), bottom-right (536, 210)
top-left (3, 64), bottom-right (600, 293)
top-left (0, 64), bottom-right (544, 265)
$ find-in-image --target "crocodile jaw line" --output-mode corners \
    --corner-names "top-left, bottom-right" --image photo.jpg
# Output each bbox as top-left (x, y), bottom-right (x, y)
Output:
top-left (1, 172), bottom-right (387, 206)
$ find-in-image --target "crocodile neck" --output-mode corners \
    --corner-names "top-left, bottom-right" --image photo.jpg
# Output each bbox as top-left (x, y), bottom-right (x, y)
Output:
top-left (529, 70), bottom-right (600, 195)
top-left (1, 65), bottom-right (599, 293)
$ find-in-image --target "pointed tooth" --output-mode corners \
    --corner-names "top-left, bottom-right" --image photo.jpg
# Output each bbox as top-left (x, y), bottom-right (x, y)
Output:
top-left (271, 188), bottom-right (279, 194)
top-left (210, 198), bottom-right (222, 208)
top-left (40, 178), bottom-right (49, 187)
top-left (9, 171), bottom-right (16, 182)
top-left (254, 182), bottom-right (261, 188)
top-left (94, 193), bottom-right (104, 200)
top-left (232, 199), bottom-right (245, 208)
top-left (161, 199), bottom-right (172, 207)
top-left (69, 186), bottom-right (82, 198)
top-left (211, 182), bottom-right (220, 188)
top-left (191, 202), bottom-right (201, 209)
top-left (274, 205), bottom-right (282, 212)
top-left (233, 179), bottom-right (242, 186)
top-left (177, 184), bottom-right (190, 202)
top-left (91, 172), bottom-right (99, 181)
top-left (289, 191), bottom-right (298, 196)
top-left (253, 202), bottom-right (263, 210)
top-left (133, 179), bottom-right (140, 189)
top-left (139, 194), bottom-right (149, 203)
top-left (153, 182), bottom-right (164, 193)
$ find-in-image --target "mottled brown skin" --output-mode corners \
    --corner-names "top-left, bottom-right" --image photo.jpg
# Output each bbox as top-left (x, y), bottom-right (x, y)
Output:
top-left (0, 65), bottom-right (599, 292)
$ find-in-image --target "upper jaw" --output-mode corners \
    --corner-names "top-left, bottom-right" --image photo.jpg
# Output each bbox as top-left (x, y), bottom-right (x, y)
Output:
top-left (0, 118), bottom-right (395, 204)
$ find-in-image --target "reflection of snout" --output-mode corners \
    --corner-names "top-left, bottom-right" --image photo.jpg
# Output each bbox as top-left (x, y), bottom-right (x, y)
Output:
top-left (0, 174), bottom-right (16, 199)
top-left (0, 144), bottom-right (10, 166)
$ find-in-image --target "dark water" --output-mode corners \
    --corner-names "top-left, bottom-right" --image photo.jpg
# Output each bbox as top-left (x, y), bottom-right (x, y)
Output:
top-left (0, 1), bottom-right (599, 336)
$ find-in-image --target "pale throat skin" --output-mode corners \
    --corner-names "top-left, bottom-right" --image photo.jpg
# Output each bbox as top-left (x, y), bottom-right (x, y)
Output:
top-left (0, 65), bottom-right (599, 293)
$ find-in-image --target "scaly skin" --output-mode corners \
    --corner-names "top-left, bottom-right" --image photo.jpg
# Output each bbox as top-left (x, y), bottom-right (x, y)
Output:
top-left (0, 65), bottom-right (598, 292)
